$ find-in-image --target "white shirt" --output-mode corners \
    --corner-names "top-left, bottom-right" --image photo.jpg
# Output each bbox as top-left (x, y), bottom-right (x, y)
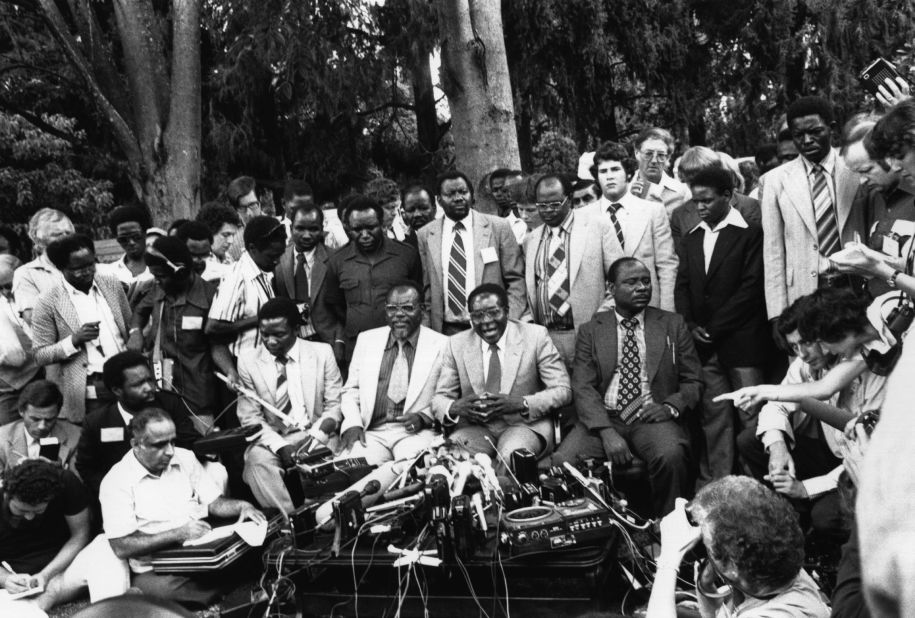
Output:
top-left (117, 403), bottom-right (134, 427)
top-left (294, 248), bottom-right (317, 297)
top-left (97, 254), bottom-right (153, 287)
top-left (504, 212), bottom-right (528, 245)
top-left (694, 207), bottom-right (748, 272)
top-left (480, 329), bottom-right (509, 386)
top-left (25, 427), bottom-right (40, 459)
top-left (801, 148), bottom-right (838, 207)
top-left (603, 311), bottom-right (650, 410)
top-left (596, 191), bottom-right (639, 232)
top-left (208, 251), bottom-right (275, 356)
top-left (441, 210), bottom-right (477, 323)
top-left (201, 257), bottom-right (230, 283)
top-left (61, 279), bottom-right (125, 373)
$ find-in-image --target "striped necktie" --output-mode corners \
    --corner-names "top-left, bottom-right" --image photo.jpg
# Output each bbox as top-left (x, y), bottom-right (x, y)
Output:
top-left (447, 221), bottom-right (467, 316)
top-left (812, 165), bottom-right (839, 256)
top-left (545, 228), bottom-right (571, 317)
top-left (275, 355), bottom-right (292, 416)
top-left (608, 202), bottom-right (625, 250)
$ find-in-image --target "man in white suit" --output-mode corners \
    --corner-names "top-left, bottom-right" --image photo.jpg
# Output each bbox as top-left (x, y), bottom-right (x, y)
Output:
top-left (523, 174), bottom-right (615, 367)
top-left (583, 141), bottom-right (678, 312)
top-left (237, 297), bottom-right (343, 513)
top-left (432, 284), bottom-right (571, 463)
top-left (417, 170), bottom-right (527, 335)
top-left (760, 96), bottom-right (869, 319)
top-left (338, 281), bottom-right (447, 465)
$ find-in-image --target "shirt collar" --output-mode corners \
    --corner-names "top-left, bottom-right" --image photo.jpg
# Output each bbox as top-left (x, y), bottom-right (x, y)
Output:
top-left (604, 190), bottom-right (637, 211)
top-left (443, 209), bottom-right (474, 233)
top-left (125, 449), bottom-right (181, 481)
top-left (117, 403), bottom-right (134, 426)
top-left (23, 426), bottom-right (38, 447)
top-left (546, 209), bottom-right (574, 236)
top-left (694, 206), bottom-right (749, 234)
top-left (480, 327), bottom-right (509, 354)
top-left (63, 277), bottom-right (99, 298)
top-left (386, 327), bottom-right (420, 351)
top-left (239, 251), bottom-right (270, 281)
top-left (801, 148), bottom-right (837, 176)
top-left (614, 310), bottom-right (642, 327)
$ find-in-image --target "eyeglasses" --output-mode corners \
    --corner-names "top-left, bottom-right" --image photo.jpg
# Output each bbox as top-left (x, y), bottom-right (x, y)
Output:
top-left (239, 200), bottom-right (261, 211)
top-left (469, 307), bottom-right (504, 322)
top-left (116, 233), bottom-right (144, 245)
top-left (535, 198), bottom-right (568, 210)
top-left (385, 303), bottom-right (419, 315)
top-left (640, 150), bottom-right (670, 162)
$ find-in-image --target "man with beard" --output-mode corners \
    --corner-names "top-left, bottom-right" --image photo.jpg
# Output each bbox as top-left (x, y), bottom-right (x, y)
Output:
top-left (552, 258), bottom-right (702, 517)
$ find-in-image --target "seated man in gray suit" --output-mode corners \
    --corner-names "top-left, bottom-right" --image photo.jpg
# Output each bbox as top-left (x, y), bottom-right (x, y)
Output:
top-left (339, 280), bottom-right (447, 465)
top-left (552, 258), bottom-right (703, 516)
top-left (237, 298), bottom-right (343, 513)
top-left (432, 284), bottom-right (571, 463)
top-left (0, 380), bottom-right (80, 471)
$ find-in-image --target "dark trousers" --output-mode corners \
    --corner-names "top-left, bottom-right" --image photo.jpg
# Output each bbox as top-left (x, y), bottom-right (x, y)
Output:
top-left (552, 418), bottom-right (690, 517)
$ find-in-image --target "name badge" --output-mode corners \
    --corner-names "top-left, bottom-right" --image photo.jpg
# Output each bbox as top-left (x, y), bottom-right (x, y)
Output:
top-left (101, 427), bottom-right (125, 443)
top-left (891, 219), bottom-right (915, 237)
top-left (181, 316), bottom-right (204, 330)
top-left (39, 437), bottom-right (59, 446)
top-left (86, 385), bottom-right (97, 400)
top-left (882, 234), bottom-right (901, 257)
top-left (480, 247), bottom-right (499, 264)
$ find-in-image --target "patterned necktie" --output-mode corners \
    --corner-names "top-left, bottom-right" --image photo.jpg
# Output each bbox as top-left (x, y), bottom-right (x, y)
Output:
top-left (485, 343), bottom-right (501, 394)
top-left (616, 317), bottom-right (640, 411)
top-left (608, 202), bottom-right (625, 250)
top-left (275, 355), bottom-right (292, 416)
top-left (294, 252), bottom-right (309, 300)
top-left (546, 228), bottom-right (571, 317)
top-left (447, 221), bottom-right (467, 316)
top-left (812, 165), bottom-right (839, 256)
top-left (387, 342), bottom-right (409, 404)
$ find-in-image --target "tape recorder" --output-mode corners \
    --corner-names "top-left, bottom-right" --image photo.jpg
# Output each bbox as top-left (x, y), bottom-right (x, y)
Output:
top-left (499, 496), bottom-right (616, 556)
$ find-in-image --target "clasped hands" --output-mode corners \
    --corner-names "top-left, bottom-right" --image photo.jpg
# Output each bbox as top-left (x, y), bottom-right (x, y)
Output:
top-left (449, 392), bottom-right (526, 424)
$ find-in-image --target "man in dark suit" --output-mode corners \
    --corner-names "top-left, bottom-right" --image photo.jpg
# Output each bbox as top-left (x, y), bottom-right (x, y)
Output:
top-left (76, 351), bottom-right (201, 497)
top-left (274, 204), bottom-right (341, 346)
top-left (552, 258), bottom-right (703, 516)
top-left (675, 168), bottom-right (772, 486)
top-left (399, 183), bottom-right (437, 250)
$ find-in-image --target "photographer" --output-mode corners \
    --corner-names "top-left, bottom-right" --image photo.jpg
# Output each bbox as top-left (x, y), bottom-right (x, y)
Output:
top-left (647, 477), bottom-right (829, 618)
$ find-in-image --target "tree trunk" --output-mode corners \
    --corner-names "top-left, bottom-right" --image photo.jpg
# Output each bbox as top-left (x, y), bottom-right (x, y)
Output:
top-left (437, 0), bottom-right (520, 203)
top-left (410, 41), bottom-right (440, 160)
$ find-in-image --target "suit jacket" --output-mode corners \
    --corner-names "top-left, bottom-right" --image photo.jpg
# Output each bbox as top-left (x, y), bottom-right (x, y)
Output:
top-left (674, 220), bottom-right (772, 367)
top-left (75, 392), bottom-right (201, 495)
top-left (340, 325), bottom-right (448, 432)
top-left (237, 338), bottom-right (343, 451)
top-left (431, 320), bottom-right (571, 445)
top-left (0, 419), bottom-right (80, 471)
top-left (669, 193), bottom-right (762, 249)
top-left (583, 196), bottom-right (679, 312)
top-left (31, 274), bottom-right (131, 423)
top-left (760, 152), bottom-right (870, 318)
top-left (522, 209), bottom-right (615, 329)
top-left (417, 211), bottom-right (527, 331)
top-left (274, 243), bottom-right (341, 345)
top-left (572, 308), bottom-right (703, 431)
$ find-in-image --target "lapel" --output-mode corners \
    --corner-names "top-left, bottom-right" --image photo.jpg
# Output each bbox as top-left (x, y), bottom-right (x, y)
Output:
top-left (643, 309), bottom-right (666, 382)
top-left (54, 288), bottom-right (82, 334)
top-left (568, 214), bottom-right (586, 285)
top-left (463, 332), bottom-right (486, 394)
top-left (360, 328), bottom-right (387, 416)
top-left (54, 424), bottom-right (75, 463)
top-left (591, 201), bottom-right (625, 254)
top-left (686, 229), bottom-right (707, 287)
top-left (8, 422), bottom-right (27, 462)
top-left (706, 225), bottom-right (740, 281)
top-left (500, 321), bottom-right (523, 393)
top-left (97, 278), bottom-right (128, 338)
top-left (427, 220), bottom-right (444, 284)
top-left (623, 203), bottom-right (650, 256)
top-left (835, 156), bottom-right (857, 233)
top-left (523, 226), bottom-right (544, 307)
top-left (310, 244), bottom-right (329, 305)
top-left (294, 341), bottom-right (318, 418)
top-left (472, 213), bottom-right (493, 285)
top-left (782, 158), bottom-right (818, 239)
top-left (278, 246), bottom-right (295, 298)
top-left (253, 346), bottom-right (277, 408)
top-left (595, 312), bottom-right (618, 382)
top-left (405, 327), bottom-right (436, 410)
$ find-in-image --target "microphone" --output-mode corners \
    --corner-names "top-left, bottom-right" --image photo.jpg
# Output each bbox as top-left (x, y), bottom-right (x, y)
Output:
top-left (382, 481), bottom-right (424, 502)
top-left (474, 453), bottom-right (503, 499)
top-left (360, 479), bottom-right (381, 498)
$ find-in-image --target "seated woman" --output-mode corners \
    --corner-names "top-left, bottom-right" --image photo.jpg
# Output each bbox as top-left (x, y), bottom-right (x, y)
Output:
top-left (647, 476), bottom-right (830, 618)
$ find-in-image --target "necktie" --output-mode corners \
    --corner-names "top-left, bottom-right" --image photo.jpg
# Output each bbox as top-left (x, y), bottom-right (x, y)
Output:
top-left (387, 342), bottom-right (409, 405)
top-left (616, 318), bottom-right (640, 412)
top-left (294, 252), bottom-right (309, 300)
top-left (447, 221), bottom-right (467, 316)
top-left (485, 343), bottom-right (501, 394)
top-left (275, 356), bottom-right (292, 416)
top-left (608, 202), bottom-right (625, 250)
top-left (812, 166), bottom-right (839, 256)
top-left (545, 228), bottom-right (571, 317)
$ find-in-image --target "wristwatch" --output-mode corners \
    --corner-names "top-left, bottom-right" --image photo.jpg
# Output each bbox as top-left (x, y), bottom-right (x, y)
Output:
top-left (665, 404), bottom-right (680, 419)
top-left (519, 397), bottom-right (530, 419)
top-left (888, 270), bottom-right (902, 289)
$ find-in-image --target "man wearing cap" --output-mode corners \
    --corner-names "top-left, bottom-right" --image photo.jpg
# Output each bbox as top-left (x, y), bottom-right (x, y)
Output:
top-left (206, 216), bottom-right (287, 363)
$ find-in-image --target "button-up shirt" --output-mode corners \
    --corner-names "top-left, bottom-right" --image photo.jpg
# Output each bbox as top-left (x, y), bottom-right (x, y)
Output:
top-left (801, 148), bottom-right (838, 208)
top-left (604, 311), bottom-right (650, 410)
top-left (11, 253), bottom-right (61, 317)
top-left (97, 254), bottom-right (153, 287)
top-left (441, 211), bottom-right (476, 323)
top-left (0, 295), bottom-right (38, 392)
top-left (370, 329), bottom-right (420, 427)
top-left (60, 279), bottom-right (125, 374)
top-left (692, 207), bottom-right (749, 272)
top-left (208, 251), bottom-right (275, 356)
top-left (480, 329), bottom-right (509, 386)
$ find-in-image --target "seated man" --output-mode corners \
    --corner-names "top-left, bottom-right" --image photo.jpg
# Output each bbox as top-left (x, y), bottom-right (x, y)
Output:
top-left (339, 280), bottom-right (447, 465)
top-left (647, 477), bottom-right (829, 618)
top-left (238, 298), bottom-right (343, 513)
top-left (552, 258), bottom-right (703, 517)
top-left (100, 408), bottom-right (264, 606)
top-left (76, 351), bottom-right (204, 497)
top-left (0, 460), bottom-right (129, 614)
top-left (0, 380), bottom-right (80, 471)
top-left (736, 294), bottom-right (886, 540)
top-left (432, 283), bottom-right (571, 463)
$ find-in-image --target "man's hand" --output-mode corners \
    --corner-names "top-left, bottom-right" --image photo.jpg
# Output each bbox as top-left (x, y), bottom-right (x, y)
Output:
top-left (224, 369), bottom-right (243, 393)
top-left (600, 428), bottom-right (633, 466)
top-left (179, 519), bottom-right (212, 542)
top-left (483, 394), bottom-right (527, 417)
top-left (767, 441), bottom-right (795, 477)
top-left (318, 418), bottom-right (338, 436)
top-left (658, 498), bottom-right (701, 563)
top-left (3, 573), bottom-right (35, 594)
top-left (276, 444), bottom-right (296, 468)
top-left (877, 75), bottom-right (912, 107)
top-left (400, 413), bottom-right (427, 434)
top-left (236, 502), bottom-right (267, 525)
top-left (448, 394), bottom-right (482, 420)
top-left (765, 470), bottom-right (808, 499)
top-left (340, 427), bottom-right (365, 451)
top-left (691, 326), bottom-right (712, 345)
top-left (638, 402), bottom-right (673, 423)
top-left (714, 386), bottom-right (769, 412)
top-left (126, 330), bottom-right (144, 352)
top-left (71, 321), bottom-right (100, 346)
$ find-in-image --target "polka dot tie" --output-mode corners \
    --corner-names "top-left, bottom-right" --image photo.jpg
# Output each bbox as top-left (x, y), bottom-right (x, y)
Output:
top-left (616, 317), bottom-right (640, 411)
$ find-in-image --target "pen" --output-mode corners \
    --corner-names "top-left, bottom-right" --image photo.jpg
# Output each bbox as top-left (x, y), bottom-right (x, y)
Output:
top-left (1, 561), bottom-right (16, 575)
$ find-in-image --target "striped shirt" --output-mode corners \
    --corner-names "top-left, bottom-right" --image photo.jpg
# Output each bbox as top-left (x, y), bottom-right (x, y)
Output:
top-left (207, 251), bottom-right (274, 356)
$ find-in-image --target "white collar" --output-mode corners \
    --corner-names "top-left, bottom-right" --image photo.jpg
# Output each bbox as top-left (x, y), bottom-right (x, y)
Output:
top-left (117, 403), bottom-right (134, 426)
top-left (63, 277), bottom-right (99, 298)
top-left (693, 207), bottom-right (748, 234)
top-left (479, 326), bottom-right (509, 354)
top-left (801, 148), bottom-right (837, 176)
top-left (443, 209), bottom-right (474, 233)
top-left (614, 310), bottom-right (642, 326)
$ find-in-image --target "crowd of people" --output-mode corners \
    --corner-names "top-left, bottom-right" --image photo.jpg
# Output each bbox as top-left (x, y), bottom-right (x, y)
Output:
top-left (1, 84), bottom-right (914, 617)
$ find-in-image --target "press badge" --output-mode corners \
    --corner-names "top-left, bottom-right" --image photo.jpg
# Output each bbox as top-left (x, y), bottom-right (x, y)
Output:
top-left (101, 427), bottom-right (125, 443)
top-left (181, 316), bottom-right (203, 330)
top-left (85, 385), bottom-right (97, 400)
top-left (481, 247), bottom-right (499, 264)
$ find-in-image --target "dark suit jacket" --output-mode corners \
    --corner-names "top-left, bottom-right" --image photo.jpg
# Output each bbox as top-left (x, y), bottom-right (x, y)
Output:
top-left (572, 308), bottom-right (703, 432)
top-left (274, 243), bottom-right (341, 344)
top-left (669, 193), bottom-right (761, 249)
top-left (75, 391), bottom-right (200, 495)
top-left (674, 221), bottom-right (773, 367)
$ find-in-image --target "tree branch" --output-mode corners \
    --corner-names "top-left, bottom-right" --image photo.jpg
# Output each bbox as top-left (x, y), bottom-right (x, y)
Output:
top-left (0, 98), bottom-right (81, 145)
top-left (356, 101), bottom-right (416, 117)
